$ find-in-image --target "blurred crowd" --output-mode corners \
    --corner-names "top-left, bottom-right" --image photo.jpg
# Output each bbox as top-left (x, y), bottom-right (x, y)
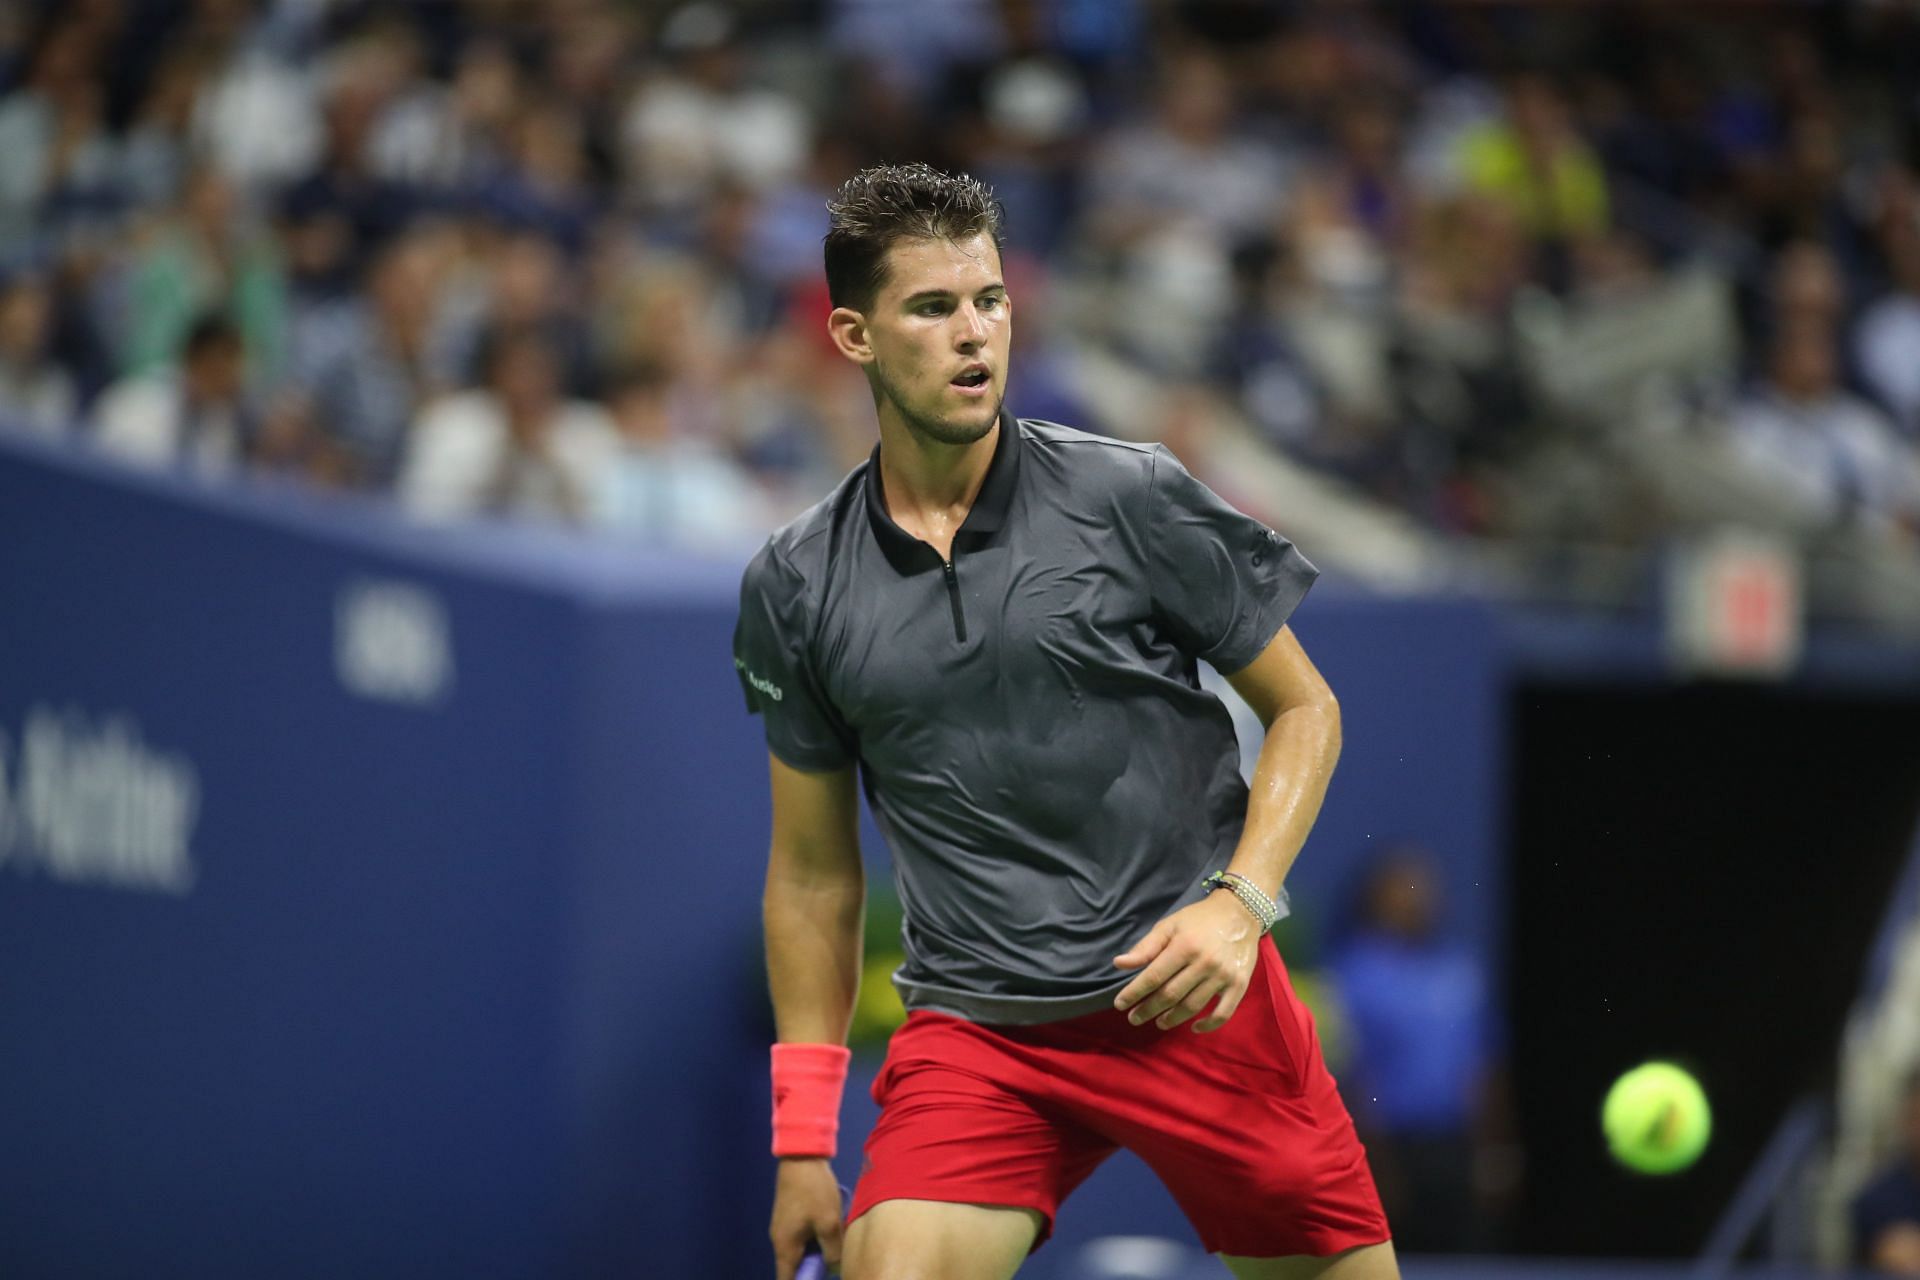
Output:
top-left (3, 0), bottom-right (1920, 557)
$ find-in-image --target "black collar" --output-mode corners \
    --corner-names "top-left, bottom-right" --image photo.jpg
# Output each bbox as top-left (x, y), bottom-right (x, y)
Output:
top-left (864, 409), bottom-right (1022, 574)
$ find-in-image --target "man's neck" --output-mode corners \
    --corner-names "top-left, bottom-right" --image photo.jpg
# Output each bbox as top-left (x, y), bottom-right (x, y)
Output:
top-left (874, 408), bottom-right (998, 541)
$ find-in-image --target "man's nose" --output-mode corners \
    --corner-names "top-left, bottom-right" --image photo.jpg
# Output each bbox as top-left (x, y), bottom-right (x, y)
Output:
top-left (953, 304), bottom-right (987, 350)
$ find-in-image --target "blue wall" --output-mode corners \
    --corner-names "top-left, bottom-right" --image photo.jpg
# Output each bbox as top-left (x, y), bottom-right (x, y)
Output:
top-left (0, 436), bottom-right (1508, 1275)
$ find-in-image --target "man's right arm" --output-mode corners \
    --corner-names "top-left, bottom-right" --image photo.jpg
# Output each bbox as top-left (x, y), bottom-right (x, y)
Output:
top-left (763, 752), bottom-right (862, 1279)
top-left (764, 752), bottom-right (864, 1041)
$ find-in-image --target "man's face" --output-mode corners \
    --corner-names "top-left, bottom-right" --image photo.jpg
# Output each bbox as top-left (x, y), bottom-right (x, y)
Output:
top-left (842, 233), bottom-right (1011, 447)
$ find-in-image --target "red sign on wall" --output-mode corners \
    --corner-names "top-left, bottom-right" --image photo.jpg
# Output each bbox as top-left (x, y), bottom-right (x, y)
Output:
top-left (1667, 532), bottom-right (1803, 678)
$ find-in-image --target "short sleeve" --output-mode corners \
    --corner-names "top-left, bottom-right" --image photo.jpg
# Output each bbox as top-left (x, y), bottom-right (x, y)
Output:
top-left (1146, 445), bottom-right (1318, 672)
top-left (733, 540), bottom-right (856, 772)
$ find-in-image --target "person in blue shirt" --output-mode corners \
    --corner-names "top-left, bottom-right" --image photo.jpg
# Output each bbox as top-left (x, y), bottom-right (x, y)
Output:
top-left (1330, 841), bottom-right (1518, 1252)
top-left (1854, 1070), bottom-right (1920, 1274)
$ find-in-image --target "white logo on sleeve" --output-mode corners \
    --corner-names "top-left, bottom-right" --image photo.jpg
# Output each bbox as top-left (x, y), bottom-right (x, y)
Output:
top-left (735, 658), bottom-right (784, 702)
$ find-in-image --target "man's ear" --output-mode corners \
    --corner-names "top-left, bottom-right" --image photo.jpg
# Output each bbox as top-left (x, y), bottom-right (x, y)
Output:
top-left (827, 306), bottom-right (873, 365)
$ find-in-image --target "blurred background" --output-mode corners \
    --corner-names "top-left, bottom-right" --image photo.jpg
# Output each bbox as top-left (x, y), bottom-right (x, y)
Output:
top-left (3, 0), bottom-right (1920, 1276)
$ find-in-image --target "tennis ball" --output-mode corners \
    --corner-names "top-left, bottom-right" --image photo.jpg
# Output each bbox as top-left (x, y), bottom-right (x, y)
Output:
top-left (1602, 1061), bottom-right (1712, 1174)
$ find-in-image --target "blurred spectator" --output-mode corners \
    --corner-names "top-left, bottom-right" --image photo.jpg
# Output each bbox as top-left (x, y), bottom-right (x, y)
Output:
top-left (479, 98), bottom-right (600, 257)
top-left (620, 3), bottom-right (810, 222)
top-left (1331, 842), bottom-right (1517, 1252)
top-left (1291, 87), bottom-right (1415, 300)
top-left (691, 184), bottom-right (789, 338)
top-left (716, 284), bottom-right (877, 505)
top-left (93, 312), bottom-right (252, 475)
top-left (1213, 238), bottom-right (1327, 456)
top-left (825, 0), bottom-right (1006, 92)
top-left (1455, 73), bottom-right (1608, 264)
top-left (1082, 49), bottom-right (1291, 376)
top-left (119, 44), bottom-right (211, 214)
top-left (290, 228), bottom-right (460, 486)
top-left (1084, 49), bottom-right (1290, 252)
top-left (120, 166), bottom-right (286, 388)
top-left (1855, 172), bottom-right (1920, 440)
top-left (542, 3), bottom-right (636, 174)
top-left (247, 392), bottom-right (357, 491)
top-left (1730, 316), bottom-right (1920, 536)
top-left (595, 361), bottom-right (764, 548)
top-left (1853, 1070), bottom-right (1920, 1274)
top-left (450, 228), bottom-right (597, 397)
top-left (1587, 46), bottom-right (1724, 210)
top-left (997, 254), bottom-right (1098, 432)
top-left (0, 21), bottom-right (120, 248)
top-left (279, 194), bottom-right (360, 354)
top-left (398, 326), bottom-right (616, 525)
top-left (0, 272), bottom-right (77, 437)
top-left (279, 37), bottom-right (419, 272)
top-left (825, 55), bottom-right (934, 177)
top-left (958, 55), bottom-right (1091, 259)
top-left (370, 34), bottom-right (518, 192)
top-left (184, 0), bottom-right (323, 195)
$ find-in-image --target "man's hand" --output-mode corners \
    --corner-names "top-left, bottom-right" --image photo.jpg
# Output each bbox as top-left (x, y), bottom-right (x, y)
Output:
top-left (1113, 892), bottom-right (1261, 1032)
top-left (770, 1157), bottom-right (844, 1279)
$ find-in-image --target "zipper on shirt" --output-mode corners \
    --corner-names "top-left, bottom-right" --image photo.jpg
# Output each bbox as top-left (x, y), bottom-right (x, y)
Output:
top-left (942, 560), bottom-right (968, 642)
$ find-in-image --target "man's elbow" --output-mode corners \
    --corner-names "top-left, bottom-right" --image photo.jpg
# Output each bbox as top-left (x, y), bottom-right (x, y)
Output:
top-left (1267, 682), bottom-right (1339, 754)
top-left (1286, 667), bottom-right (1339, 730)
top-left (765, 834), bottom-right (865, 896)
top-left (1317, 689), bottom-right (1342, 762)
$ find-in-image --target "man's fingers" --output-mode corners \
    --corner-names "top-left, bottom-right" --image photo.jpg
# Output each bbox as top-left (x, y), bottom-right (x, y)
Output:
top-left (1114, 944), bottom-right (1191, 1012)
top-left (1157, 976), bottom-right (1226, 1030)
top-left (1193, 982), bottom-right (1248, 1033)
top-left (773, 1215), bottom-right (841, 1280)
top-left (1113, 922), bottom-right (1171, 970)
top-left (1129, 962), bottom-right (1208, 1026)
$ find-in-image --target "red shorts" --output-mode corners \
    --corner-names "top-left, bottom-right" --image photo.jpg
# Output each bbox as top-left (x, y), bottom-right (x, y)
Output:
top-left (848, 936), bottom-right (1390, 1258)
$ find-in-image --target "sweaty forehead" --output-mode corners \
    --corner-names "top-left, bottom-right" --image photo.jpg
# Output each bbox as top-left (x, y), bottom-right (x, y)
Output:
top-left (875, 234), bottom-right (1003, 304)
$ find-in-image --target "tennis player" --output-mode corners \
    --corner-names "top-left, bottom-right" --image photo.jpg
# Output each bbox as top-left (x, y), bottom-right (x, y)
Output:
top-left (737, 163), bottom-right (1395, 1280)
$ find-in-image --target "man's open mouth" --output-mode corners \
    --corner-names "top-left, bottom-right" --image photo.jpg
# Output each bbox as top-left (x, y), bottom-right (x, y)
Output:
top-left (953, 368), bottom-right (990, 388)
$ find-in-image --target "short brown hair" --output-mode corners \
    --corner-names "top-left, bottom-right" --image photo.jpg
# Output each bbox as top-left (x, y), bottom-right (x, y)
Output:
top-left (824, 163), bottom-right (1005, 311)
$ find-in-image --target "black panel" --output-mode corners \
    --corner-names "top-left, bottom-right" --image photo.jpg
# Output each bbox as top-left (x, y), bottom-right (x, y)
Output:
top-left (1507, 683), bottom-right (1920, 1257)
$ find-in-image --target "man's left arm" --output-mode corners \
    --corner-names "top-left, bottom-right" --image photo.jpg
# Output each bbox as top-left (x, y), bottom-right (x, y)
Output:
top-left (1113, 625), bottom-right (1340, 1033)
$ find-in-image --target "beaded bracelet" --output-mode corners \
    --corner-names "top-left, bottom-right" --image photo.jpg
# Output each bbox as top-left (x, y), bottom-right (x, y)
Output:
top-left (1202, 870), bottom-right (1283, 932)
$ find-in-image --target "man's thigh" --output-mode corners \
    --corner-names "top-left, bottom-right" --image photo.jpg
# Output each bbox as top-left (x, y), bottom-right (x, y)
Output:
top-left (1222, 1240), bottom-right (1401, 1280)
top-left (843, 1198), bottom-right (1044, 1280)
top-left (850, 1012), bottom-right (1115, 1251)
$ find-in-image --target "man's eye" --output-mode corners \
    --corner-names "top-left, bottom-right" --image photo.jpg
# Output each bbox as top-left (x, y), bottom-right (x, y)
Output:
top-left (919, 303), bottom-right (947, 316)
top-left (978, 296), bottom-right (1002, 311)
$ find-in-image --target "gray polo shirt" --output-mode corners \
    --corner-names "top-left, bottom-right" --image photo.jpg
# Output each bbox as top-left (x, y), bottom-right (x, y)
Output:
top-left (734, 414), bottom-right (1318, 1025)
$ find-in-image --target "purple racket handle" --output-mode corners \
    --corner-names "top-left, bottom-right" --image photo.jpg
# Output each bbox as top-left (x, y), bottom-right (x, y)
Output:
top-left (795, 1183), bottom-right (851, 1279)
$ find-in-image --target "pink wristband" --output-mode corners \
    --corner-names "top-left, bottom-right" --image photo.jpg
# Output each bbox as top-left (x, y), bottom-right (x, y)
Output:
top-left (771, 1043), bottom-right (852, 1158)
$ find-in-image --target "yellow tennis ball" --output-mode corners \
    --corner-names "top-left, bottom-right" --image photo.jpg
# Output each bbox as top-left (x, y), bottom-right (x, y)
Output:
top-left (1603, 1061), bottom-right (1712, 1175)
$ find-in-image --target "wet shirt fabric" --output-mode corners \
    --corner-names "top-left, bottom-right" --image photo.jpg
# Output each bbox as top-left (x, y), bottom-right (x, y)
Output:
top-left (734, 414), bottom-right (1318, 1025)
